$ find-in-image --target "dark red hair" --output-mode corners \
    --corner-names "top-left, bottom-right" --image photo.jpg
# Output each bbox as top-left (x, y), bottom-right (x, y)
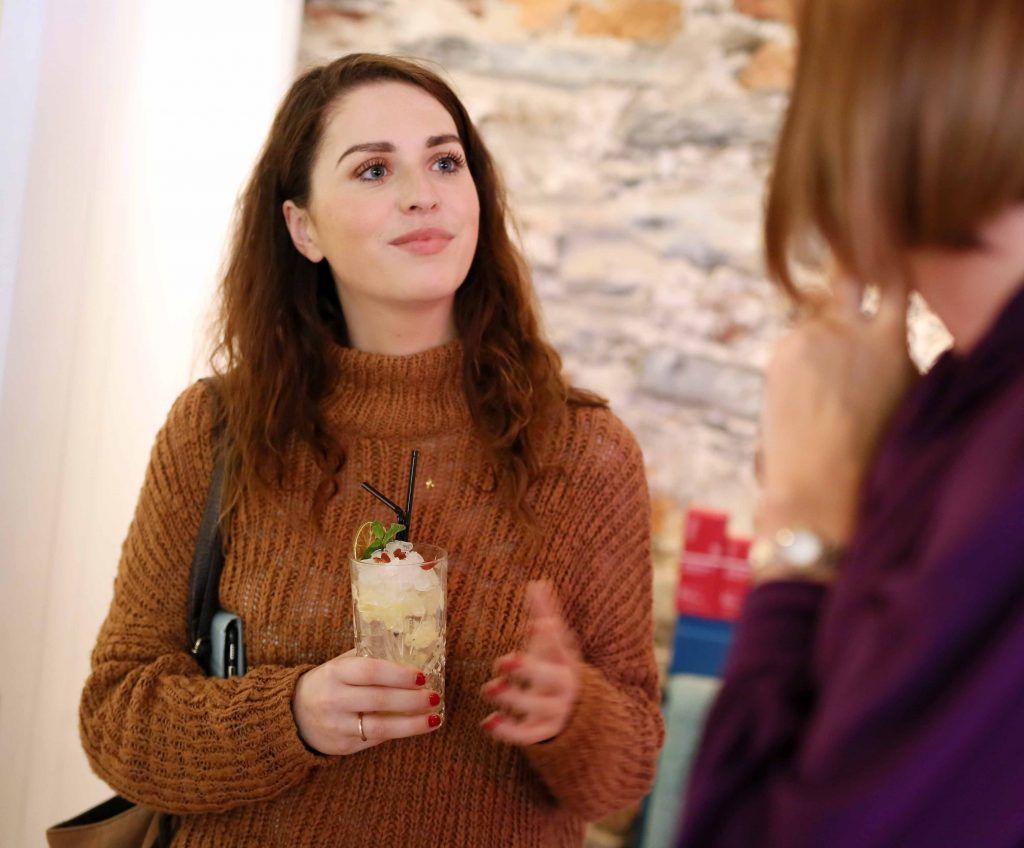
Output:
top-left (211, 53), bottom-right (603, 523)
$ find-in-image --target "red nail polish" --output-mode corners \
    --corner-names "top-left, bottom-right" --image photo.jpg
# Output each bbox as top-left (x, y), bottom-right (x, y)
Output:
top-left (488, 679), bottom-right (510, 697)
top-left (428, 713), bottom-right (442, 728)
top-left (481, 714), bottom-right (503, 732)
top-left (428, 692), bottom-right (441, 707)
top-left (499, 656), bottom-right (522, 674)
top-left (415, 672), bottom-right (427, 686)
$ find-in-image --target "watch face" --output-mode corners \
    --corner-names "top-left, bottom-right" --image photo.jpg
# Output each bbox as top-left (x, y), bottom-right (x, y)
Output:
top-left (750, 529), bottom-right (827, 570)
top-left (784, 530), bottom-right (824, 567)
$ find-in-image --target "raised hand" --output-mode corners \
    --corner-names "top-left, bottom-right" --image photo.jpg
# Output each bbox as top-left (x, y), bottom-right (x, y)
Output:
top-left (758, 271), bottom-right (916, 549)
top-left (480, 580), bottom-right (581, 746)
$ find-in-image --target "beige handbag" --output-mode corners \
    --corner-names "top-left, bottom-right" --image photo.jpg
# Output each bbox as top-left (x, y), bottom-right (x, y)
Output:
top-left (46, 797), bottom-right (165, 848)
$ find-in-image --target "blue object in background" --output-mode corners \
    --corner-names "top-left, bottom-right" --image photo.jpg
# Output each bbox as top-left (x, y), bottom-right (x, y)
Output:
top-left (638, 616), bottom-right (736, 848)
top-left (670, 615), bottom-right (735, 677)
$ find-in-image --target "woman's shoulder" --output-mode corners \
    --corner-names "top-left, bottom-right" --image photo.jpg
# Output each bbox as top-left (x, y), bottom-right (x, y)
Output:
top-left (557, 400), bottom-right (645, 477)
top-left (165, 378), bottom-right (217, 431)
top-left (536, 401), bottom-right (649, 530)
top-left (151, 379), bottom-right (220, 471)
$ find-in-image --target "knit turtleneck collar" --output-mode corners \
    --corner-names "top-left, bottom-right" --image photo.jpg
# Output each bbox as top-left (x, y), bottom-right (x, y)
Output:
top-left (325, 339), bottom-right (470, 438)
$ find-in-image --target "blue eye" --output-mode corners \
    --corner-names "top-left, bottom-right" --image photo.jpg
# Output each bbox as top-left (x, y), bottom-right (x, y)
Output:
top-left (356, 160), bottom-right (388, 181)
top-left (432, 151), bottom-right (466, 174)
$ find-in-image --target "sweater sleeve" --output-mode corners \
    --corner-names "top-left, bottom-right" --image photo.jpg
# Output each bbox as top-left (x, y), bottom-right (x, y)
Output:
top-left (79, 382), bottom-right (324, 814)
top-left (525, 415), bottom-right (666, 821)
top-left (678, 581), bottom-right (827, 846)
top-left (679, 485), bottom-right (1024, 848)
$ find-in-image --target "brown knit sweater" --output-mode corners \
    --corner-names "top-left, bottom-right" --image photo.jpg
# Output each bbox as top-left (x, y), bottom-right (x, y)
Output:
top-left (80, 341), bottom-right (664, 847)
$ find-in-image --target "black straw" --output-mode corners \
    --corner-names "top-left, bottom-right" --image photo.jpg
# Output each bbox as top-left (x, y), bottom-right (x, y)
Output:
top-left (360, 450), bottom-right (419, 542)
top-left (400, 450), bottom-right (419, 542)
top-left (360, 482), bottom-right (406, 528)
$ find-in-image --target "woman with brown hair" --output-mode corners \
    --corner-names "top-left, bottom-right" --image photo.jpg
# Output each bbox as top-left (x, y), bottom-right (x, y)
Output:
top-left (679, 0), bottom-right (1024, 845)
top-left (79, 54), bottom-right (663, 846)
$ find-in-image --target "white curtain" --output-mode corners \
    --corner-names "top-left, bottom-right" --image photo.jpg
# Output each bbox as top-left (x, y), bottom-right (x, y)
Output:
top-left (0, 2), bottom-right (302, 843)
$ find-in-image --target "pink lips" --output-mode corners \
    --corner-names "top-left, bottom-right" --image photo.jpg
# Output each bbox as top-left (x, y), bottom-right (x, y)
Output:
top-left (389, 227), bottom-right (454, 256)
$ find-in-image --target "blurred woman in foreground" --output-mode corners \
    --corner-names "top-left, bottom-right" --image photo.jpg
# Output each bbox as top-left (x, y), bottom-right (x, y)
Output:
top-left (680, 0), bottom-right (1024, 845)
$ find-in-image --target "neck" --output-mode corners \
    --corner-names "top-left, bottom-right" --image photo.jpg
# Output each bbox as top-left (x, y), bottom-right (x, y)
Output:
top-left (337, 288), bottom-right (457, 356)
top-left (911, 205), bottom-right (1024, 355)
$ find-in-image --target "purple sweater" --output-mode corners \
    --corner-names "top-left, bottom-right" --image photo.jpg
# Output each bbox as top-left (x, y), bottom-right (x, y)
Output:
top-left (679, 286), bottom-right (1024, 848)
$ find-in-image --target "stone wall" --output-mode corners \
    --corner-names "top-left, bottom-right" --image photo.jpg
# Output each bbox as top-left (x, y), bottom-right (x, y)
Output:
top-left (299, 2), bottom-right (951, 843)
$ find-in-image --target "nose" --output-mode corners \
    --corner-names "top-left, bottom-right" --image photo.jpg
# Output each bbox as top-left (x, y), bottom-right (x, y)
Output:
top-left (398, 170), bottom-right (440, 214)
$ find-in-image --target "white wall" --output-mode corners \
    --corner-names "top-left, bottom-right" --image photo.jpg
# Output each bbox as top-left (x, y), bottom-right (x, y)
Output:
top-left (0, 0), bottom-right (46, 394)
top-left (0, 2), bottom-right (302, 844)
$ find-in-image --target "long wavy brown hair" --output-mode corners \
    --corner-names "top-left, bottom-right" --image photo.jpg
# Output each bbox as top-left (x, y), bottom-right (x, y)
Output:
top-left (211, 53), bottom-right (603, 525)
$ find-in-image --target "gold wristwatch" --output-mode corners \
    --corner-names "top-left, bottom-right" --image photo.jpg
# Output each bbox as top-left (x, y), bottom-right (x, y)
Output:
top-left (749, 527), bottom-right (844, 581)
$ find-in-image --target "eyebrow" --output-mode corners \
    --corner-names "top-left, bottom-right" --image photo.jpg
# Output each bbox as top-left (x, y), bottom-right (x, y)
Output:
top-left (336, 134), bottom-right (462, 166)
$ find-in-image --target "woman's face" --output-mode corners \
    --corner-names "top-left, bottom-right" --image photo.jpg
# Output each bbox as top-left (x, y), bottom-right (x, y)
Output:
top-left (285, 81), bottom-right (480, 314)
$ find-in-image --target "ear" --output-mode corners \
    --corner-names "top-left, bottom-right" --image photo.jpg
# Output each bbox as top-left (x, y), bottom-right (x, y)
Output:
top-left (282, 200), bottom-right (325, 263)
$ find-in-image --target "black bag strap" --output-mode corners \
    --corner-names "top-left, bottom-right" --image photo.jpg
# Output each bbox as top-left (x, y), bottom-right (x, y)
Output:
top-left (186, 378), bottom-right (227, 673)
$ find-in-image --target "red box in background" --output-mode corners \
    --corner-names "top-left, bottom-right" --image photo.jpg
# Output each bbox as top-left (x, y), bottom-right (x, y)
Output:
top-left (677, 508), bottom-right (753, 621)
top-left (676, 509), bottom-right (727, 618)
top-left (719, 537), bottom-right (753, 620)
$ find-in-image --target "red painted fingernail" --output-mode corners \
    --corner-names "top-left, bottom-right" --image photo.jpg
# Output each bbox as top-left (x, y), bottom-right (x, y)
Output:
top-left (481, 714), bottom-right (503, 732)
top-left (415, 672), bottom-right (427, 686)
top-left (499, 656), bottom-right (522, 674)
top-left (428, 713), bottom-right (442, 728)
top-left (428, 692), bottom-right (441, 707)
top-left (487, 679), bottom-right (510, 697)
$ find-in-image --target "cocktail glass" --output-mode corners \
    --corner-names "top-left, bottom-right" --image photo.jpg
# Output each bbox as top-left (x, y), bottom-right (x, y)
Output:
top-left (349, 542), bottom-right (447, 710)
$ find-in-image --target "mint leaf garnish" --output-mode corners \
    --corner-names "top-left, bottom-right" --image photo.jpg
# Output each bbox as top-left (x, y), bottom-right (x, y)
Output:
top-left (360, 522), bottom-right (406, 560)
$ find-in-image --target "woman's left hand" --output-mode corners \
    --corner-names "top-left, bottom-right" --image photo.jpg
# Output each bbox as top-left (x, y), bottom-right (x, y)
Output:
top-left (480, 580), bottom-right (581, 745)
top-left (759, 270), bottom-right (916, 549)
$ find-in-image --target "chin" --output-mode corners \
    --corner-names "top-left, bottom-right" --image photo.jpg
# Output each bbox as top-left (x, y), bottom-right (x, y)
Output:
top-left (395, 263), bottom-right (466, 301)
top-left (390, 278), bottom-right (461, 306)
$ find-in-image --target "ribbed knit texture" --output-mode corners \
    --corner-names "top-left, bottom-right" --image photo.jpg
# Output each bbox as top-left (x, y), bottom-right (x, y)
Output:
top-left (80, 340), bottom-right (664, 847)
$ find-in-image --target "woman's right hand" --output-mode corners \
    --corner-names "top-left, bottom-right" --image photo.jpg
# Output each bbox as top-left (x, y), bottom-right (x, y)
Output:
top-left (292, 649), bottom-right (443, 755)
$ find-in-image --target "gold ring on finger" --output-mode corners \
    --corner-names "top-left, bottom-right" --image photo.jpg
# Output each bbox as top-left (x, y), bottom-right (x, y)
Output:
top-left (357, 712), bottom-right (367, 742)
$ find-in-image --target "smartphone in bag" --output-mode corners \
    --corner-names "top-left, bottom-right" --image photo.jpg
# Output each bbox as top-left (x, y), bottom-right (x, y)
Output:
top-left (209, 610), bottom-right (247, 678)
